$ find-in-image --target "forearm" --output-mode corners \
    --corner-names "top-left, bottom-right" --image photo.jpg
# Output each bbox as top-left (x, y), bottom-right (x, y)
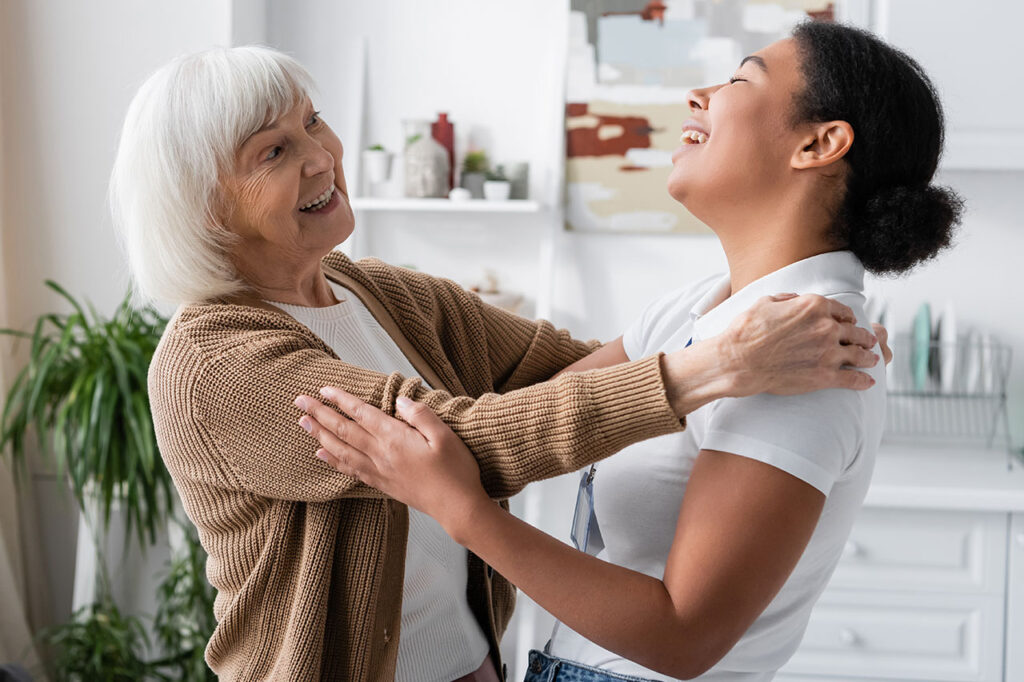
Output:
top-left (451, 499), bottom-right (715, 678)
top-left (415, 354), bottom-right (683, 499)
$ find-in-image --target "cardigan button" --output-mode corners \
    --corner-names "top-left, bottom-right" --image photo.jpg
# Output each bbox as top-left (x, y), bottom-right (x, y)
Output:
top-left (383, 628), bottom-right (390, 644)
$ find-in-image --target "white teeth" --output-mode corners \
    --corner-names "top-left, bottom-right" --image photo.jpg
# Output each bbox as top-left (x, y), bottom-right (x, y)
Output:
top-left (300, 185), bottom-right (335, 211)
top-left (679, 130), bottom-right (709, 145)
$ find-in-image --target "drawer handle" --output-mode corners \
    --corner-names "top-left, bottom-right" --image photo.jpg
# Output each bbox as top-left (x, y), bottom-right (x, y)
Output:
top-left (838, 627), bottom-right (860, 647)
top-left (842, 541), bottom-right (861, 559)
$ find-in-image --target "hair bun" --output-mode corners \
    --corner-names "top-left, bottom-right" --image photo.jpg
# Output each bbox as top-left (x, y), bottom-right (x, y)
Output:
top-left (847, 183), bottom-right (964, 275)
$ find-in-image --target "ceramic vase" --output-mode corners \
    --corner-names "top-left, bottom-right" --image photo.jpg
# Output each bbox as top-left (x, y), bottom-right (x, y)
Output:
top-left (403, 120), bottom-right (450, 198)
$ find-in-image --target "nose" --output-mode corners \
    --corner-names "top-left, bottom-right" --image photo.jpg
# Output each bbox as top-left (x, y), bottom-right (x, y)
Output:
top-left (684, 84), bottom-right (722, 112)
top-left (301, 137), bottom-right (335, 178)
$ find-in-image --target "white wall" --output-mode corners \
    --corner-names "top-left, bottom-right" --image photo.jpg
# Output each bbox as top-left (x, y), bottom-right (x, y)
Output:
top-left (0, 0), bottom-right (234, 628)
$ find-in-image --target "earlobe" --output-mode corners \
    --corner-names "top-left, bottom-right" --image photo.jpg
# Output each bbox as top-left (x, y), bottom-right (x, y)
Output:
top-left (791, 121), bottom-right (854, 170)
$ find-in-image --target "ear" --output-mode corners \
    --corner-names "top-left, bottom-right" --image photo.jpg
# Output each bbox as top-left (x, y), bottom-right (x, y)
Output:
top-left (791, 121), bottom-right (854, 170)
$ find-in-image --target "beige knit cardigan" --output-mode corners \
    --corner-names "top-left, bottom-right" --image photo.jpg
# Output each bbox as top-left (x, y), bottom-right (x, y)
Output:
top-left (148, 250), bottom-right (684, 681)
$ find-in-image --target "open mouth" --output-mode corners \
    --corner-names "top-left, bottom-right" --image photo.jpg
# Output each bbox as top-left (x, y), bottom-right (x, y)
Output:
top-left (680, 130), bottom-right (709, 145)
top-left (299, 185), bottom-right (336, 212)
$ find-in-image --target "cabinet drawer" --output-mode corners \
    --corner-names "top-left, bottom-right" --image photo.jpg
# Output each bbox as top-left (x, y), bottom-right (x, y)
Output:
top-left (828, 508), bottom-right (1006, 594)
top-left (780, 591), bottom-right (1005, 682)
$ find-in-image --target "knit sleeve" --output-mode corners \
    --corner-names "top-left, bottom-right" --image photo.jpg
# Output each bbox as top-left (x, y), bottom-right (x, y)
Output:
top-left (350, 259), bottom-right (601, 392)
top-left (154, 314), bottom-right (683, 503)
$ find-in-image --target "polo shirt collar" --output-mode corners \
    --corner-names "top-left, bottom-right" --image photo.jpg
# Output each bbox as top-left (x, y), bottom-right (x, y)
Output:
top-left (691, 250), bottom-right (865, 342)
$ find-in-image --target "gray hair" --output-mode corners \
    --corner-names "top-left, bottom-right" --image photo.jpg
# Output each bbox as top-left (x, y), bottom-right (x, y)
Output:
top-left (110, 46), bottom-right (317, 305)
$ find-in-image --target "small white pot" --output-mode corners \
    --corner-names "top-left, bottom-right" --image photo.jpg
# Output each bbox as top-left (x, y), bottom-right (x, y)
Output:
top-left (362, 150), bottom-right (393, 184)
top-left (483, 180), bottom-right (511, 201)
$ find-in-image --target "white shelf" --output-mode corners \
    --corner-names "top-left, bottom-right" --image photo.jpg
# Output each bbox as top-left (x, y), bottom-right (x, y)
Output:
top-left (350, 197), bottom-right (543, 213)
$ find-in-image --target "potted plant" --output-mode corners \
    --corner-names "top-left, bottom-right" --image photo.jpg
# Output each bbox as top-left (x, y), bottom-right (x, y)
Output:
top-left (483, 165), bottom-right (511, 201)
top-left (361, 143), bottom-right (393, 185)
top-left (460, 150), bottom-right (489, 199)
top-left (34, 521), bottom-right (217, 681)
top-left (1, 281), bottom-right (174, 546)
top-left (0, 281), bottom-right (218, 678)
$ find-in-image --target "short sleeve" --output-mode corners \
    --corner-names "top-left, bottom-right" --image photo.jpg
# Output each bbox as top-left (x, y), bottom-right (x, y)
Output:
top-left (622, 286), bottom-right (692, 361)
top-left (701, 389), bottom-right (865, 496)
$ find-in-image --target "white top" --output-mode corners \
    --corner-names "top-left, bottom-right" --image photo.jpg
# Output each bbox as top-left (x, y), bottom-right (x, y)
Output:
top-left (270, 282), bottom-right (489, 682)
top-left (548, 251), bottom-right (886, 681)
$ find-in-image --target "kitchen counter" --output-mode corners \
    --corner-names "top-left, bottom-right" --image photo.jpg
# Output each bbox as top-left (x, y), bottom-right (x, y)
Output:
top-left (867, 443), bottom-right (1024, 512)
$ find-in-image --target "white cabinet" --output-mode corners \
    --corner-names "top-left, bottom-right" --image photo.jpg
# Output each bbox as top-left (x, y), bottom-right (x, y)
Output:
top-left (779, 508), bottom-right (1009, 681)
top-left (843, 0), bottom-right (1024, 170)
top-left (1007, 513), bottom-right (1024, 681)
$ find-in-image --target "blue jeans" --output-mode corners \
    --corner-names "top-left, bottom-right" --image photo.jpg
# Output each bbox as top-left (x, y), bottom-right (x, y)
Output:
top-left (523, 650), bottom-right (658, 682)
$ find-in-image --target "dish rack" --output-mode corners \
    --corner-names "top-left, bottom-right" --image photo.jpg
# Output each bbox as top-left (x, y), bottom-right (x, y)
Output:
top-left (884, 334), bottom-right (1013, 454)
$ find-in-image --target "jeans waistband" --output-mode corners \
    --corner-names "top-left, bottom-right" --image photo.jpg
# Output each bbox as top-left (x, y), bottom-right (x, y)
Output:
top-left (524, 650), bottom-right (659, 682)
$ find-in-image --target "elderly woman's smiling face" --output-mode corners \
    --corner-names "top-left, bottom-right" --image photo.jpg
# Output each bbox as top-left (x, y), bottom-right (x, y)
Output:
top-left (219, 98), bottom-right (354, 275)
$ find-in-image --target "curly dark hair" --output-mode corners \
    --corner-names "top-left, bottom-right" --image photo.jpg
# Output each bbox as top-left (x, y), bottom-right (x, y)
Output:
top-left (790, 21), bottom-right (964, 275)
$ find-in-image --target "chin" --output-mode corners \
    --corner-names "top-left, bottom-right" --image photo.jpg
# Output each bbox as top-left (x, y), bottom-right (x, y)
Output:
top-left (666, 166), bottom-right (691, 206)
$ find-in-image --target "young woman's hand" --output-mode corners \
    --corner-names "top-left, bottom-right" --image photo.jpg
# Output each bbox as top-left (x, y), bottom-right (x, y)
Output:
top-left (295, 389), bottom-right (488, 530)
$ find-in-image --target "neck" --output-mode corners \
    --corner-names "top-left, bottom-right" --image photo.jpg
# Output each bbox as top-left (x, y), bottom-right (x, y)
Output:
top-left (234, 248), bottom-right (338, 307)
top-left (709, 190), bottom-right (837, 302)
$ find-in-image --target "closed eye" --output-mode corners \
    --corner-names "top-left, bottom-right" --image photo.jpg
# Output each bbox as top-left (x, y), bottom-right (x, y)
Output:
top-left (729, 77), bottom-right (746, 85)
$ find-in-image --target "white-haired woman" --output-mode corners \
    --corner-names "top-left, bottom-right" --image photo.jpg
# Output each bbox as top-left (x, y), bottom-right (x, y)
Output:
top-left (113, 46), bottom-right (882, 681)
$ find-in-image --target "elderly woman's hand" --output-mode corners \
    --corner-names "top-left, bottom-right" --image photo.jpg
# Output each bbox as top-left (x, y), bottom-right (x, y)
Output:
top-left (722, 293), bottom-right (883, 396)
top-left (658, 293), bottom-right (882, 418)
top-left (872, 322), bottom-right (893, 365)
top-left (296, 389), bottom-right (486, 529)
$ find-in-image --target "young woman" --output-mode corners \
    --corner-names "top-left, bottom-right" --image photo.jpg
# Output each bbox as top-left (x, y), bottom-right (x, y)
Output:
top-left (296, 22), bottom-right (962, 681)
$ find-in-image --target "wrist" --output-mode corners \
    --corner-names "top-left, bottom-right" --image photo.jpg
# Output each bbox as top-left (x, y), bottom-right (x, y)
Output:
top-left (661, 341), bottom-right (736, 417)
top-left (441, 491), bottom-right (494, 547)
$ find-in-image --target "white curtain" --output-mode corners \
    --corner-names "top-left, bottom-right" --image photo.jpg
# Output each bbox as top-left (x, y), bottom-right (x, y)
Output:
top-left (0, 26), bottom-right (48, 677)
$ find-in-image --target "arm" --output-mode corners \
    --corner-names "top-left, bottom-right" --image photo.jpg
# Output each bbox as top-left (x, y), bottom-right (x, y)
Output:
top-left (351, 258), bottom-right (600, 391)
top-left (303, 395), bottom-right (824, 679)
top-left (555, 323), bottom-right (892, 380)
top-left (160, 310), bottom-right (682, 502)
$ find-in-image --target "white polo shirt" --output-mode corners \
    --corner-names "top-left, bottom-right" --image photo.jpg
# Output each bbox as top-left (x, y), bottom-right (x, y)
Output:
top-left (547, 251), bottom-right (886, 681)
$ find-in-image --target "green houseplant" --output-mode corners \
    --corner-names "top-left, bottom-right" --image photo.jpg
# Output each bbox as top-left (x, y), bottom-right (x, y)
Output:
top-left (0, 280), bottom-right (173, 545)
top-left (0, 281), bottom-right (217, 680)
top-left (460, 150), bottom-right (490, 198)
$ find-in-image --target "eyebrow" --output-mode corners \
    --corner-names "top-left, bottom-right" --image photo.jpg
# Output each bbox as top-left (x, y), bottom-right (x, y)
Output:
top-left (739, 55), bottom-right (768, 73)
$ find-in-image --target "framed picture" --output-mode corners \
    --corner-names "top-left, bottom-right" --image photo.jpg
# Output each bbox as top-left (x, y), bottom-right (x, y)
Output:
top-left (565, 0), bottom-right (834, 233)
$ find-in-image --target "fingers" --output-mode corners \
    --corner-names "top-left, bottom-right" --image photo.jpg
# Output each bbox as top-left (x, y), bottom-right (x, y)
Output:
top-left (321, 387), bottom-right (432, 445)
top-left (395, 396), bottom-right (453, 445)
top-left (315, 438), bottom-right (379, 488)
top-left (318, 387), bottom-right (393, 431)
top-left (832, 369), bottom-right (876, 391)
top-left (298, 408), bottom-right (374, 469)
top-left (872, 323), bottom-right (893, 365)
top-left (838, 343), bottom-right (879, 370)
top-left (825, 298), bottom-right (857, 325)
top-left (839, 322), bottom-right (878, 350)
top-left (294, 394), bottom-right (377, 453)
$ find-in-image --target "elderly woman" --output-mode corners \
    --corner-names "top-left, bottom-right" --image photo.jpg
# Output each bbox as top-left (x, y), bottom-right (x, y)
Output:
top-left (111, 46), bottom-right (882, 681)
